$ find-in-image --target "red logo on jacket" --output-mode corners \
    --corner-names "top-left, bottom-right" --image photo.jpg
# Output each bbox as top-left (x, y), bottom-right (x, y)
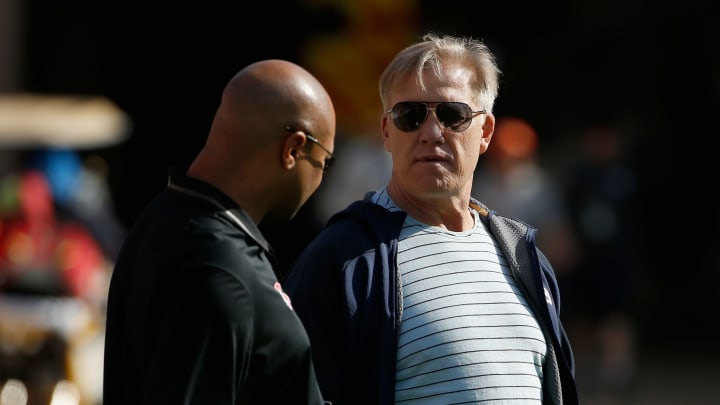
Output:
top-left (274, 282), bottom-right (293, 310)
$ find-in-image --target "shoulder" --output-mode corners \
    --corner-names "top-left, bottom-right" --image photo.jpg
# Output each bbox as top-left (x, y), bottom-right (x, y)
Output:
top-left (288, 200), bottom-right (404, 273)
top-left (330, 199), bottom-right (405, 229)
top-left (472, 195), bottom-right (534, 236)
top-left (320, 200), bottom-right (405, 245)
top-left (167, 217), bottom-right (272, 292)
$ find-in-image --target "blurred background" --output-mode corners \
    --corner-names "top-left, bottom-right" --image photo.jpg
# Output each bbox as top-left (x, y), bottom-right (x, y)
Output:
top-left (0, 0), bottom-right (718, 404)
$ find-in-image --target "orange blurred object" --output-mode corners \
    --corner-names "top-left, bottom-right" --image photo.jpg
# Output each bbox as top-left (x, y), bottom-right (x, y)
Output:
top-left (491, 117), bottom-right (539, 160)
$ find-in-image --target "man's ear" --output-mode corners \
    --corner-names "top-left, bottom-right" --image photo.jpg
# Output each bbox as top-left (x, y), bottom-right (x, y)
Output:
top-left (381, 113), bottom-right (391, 152)
top-left (282, 131), bottom-right (306, 170)
top-left (479, 113), bottom-right (495, 154)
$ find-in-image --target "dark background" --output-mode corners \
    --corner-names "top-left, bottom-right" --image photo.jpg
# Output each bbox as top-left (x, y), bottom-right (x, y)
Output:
top-left (7, 0), bottom-right (720, 391)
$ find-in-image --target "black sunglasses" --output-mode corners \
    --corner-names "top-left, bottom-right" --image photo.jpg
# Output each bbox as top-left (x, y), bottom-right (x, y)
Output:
top-left (285, 126), bottom-right (336, 173)
top-left (387, 101), bottom-right (486, 133)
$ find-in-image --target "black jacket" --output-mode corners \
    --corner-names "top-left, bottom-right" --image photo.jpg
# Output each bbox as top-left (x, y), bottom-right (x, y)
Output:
top-left (103, 168), bottom-right (325, 404)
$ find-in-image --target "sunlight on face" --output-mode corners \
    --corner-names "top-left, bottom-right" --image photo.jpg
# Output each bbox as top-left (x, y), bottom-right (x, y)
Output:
top-left (383, 63), bottom-right (489, 200)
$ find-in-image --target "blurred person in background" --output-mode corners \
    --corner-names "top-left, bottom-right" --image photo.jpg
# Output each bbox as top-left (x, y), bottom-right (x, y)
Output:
top-left (0, 150), bottom-right (115, 405)
top-left (284, 33), bottom-right (578, 405)
top-left (102, 59), bottom-right (336, 405)
top-left (0, 94), bottom-right (130, 405)
top-left (559, 125), bottom-right (639, 394)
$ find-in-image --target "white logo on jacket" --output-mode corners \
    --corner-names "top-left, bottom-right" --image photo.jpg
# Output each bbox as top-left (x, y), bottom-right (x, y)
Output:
top-left (544, 287), bottom-right (553, 305)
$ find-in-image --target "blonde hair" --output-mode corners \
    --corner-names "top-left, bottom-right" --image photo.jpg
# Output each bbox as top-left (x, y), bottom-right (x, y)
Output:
top-left (379, 32), bottom-right (501, 113)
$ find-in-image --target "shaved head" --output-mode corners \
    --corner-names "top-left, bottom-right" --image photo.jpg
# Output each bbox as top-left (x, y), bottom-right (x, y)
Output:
top-left (208, 59), bottom-right (335, 157)
top-left (188, 59), bottom-right (336, 223)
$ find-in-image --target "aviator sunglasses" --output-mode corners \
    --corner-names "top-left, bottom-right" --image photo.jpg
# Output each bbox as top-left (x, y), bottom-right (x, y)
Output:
top-left (387, 101), bottom-right (486, 132)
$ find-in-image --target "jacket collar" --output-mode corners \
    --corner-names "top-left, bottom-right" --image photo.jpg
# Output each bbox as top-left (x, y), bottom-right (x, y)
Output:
top-left (165, 166), bottom-right (272, 255)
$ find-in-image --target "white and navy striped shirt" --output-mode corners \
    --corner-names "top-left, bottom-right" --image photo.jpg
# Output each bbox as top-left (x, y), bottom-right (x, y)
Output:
top-left (370, 188), bottom-right (546, 404)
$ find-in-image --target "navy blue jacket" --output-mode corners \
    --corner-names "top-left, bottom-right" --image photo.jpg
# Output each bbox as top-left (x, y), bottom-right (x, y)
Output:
top-left (284, 194), bottom-right (578, 405)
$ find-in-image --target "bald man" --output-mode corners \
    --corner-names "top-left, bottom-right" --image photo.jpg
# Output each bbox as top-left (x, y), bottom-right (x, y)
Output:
top-left (103, 60), bottom-right (336, 405)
